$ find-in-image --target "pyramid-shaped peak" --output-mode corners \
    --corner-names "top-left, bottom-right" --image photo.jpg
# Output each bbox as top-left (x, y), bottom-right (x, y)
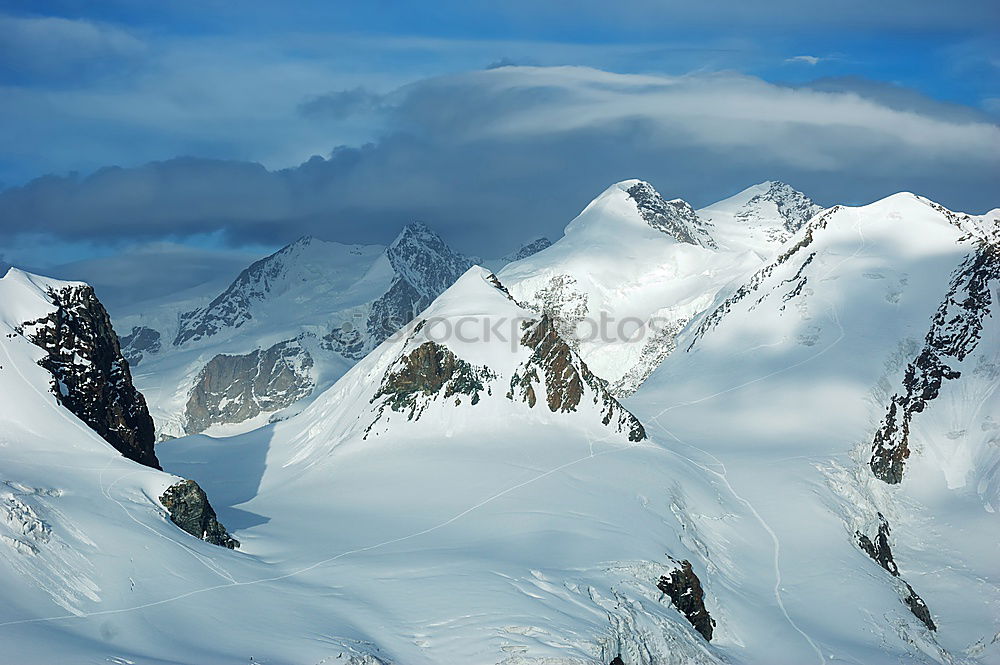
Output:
top-left (386, 222), bottom-right (473, 298)
top-left (391, 221), bottom-right (440, 246)
top-left (701, 181), bottom-right (821, 238)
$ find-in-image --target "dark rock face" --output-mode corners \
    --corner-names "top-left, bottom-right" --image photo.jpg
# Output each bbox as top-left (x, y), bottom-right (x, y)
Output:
top-left (386, 222), bottom-right (473, 297)
top-left (364, 277), bottom-right (426, 353)
top-left (322, 322), bottom-right (367, 360)
top-left (367, 340), bottom-right (495, 434)
top-left (159, 479), bottom-right (238, 549)
top-left (856, 514), bottom-right (898, 576)
top-left (902, 585), bottom-right (936, 631)
top-left (626, 182), bottom-right (715, 248)
top-left (855, 514), bottom-right (936, 631)
top-left (184, 339), bottom-right (314, 434)
top-left (118, 326), bottom-right (161, 366)
top-left (485, 272), bottom-right (515, 300)
top-left (657, 560), bottom-right (715, 640)
top-left (18, 284), bottom-right (160, 469)
top-left (871, 241), bottom-right (999, 483)
top-left (903, 582), bottom-right (937, 630)
top-left (508, 315), bottom-right (646, 442)
top-left (364, 224), bottom-right (474, 351)
top-left (608, 657), bottom-right (626, 665)
top-left (173, 238), bottom-right (300, 346)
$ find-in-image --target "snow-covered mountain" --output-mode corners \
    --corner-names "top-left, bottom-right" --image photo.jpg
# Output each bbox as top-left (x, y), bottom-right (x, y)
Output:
top-left (499, 179), bottom-right (764, 396)
top-left (0, 265), bottom-right (738, 664)
top-left (1, 185), bottom-right (996, 664)
top-left (629, 193), bottom-right (1000, 662)
top-left (697, 180), bottom-right (823, 259)
top-left (0, 269), bottom-right (244, 658)
top-left (115, 225), bottom-right (554, 439)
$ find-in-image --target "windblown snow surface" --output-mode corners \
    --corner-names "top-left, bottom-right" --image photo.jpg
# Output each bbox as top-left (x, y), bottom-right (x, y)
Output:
top-left (0, 190), bottom-right (997, 664)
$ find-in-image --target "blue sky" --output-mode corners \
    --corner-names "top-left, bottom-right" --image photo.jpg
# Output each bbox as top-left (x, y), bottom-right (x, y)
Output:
top-left (0, 1), bottom-right (997, 304)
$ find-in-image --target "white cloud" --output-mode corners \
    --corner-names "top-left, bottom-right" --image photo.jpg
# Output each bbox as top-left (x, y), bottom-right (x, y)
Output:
top-left (398, 67), bottom-right (1000, 169)
top-left (0, 14), bottom-right (146, 78)
top-left (786, 55), bottom-right (821, 65)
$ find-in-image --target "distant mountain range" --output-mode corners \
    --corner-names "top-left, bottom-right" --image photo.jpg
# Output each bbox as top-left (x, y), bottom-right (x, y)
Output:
top-left (1, 181), bottom-right (997, 664)
top-left (113, 180), bottom-right (824, 439)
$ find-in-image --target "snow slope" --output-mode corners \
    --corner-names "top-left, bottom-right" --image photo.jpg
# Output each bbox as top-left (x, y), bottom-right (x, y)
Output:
top-left (499, 180), bottom-right (761, 395)
top-left (629, 194), bottom-right (1000, 663)
top-left (697, 180), bottom-right (823, 259)
top-left (1, 191), bottom-right (996, 665)
top-left (0, 267), bottom-right (754, 664)
top-left (116, 227), bottom-right (553, 439)
top-left (0, 270), bottom-right (265, 664)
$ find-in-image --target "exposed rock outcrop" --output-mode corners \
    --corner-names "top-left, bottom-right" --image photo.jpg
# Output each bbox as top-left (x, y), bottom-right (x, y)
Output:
top-left (855, 514), bottom-right (936, 631)
top-left (657, 559), bottom-right (715, 640)
top-left (520, 274), bottom-right (590, 351)
top-left (159, 480), bottom-right (238, 549)
top-left (856, 514), bottom-right (898, 575)
top-left (184, 339), bottom-right (314, 434)
top-left (626, 181), bottom-right (716, 248)
top-left (364, 277), bottom-right (426, 352)
top-left (870, 240), bottom-right (999, 483)
top-left (508, 315), bottom-right (646, 442)
top-left (118, 325), bottom-right (161, 366)
top-left (322, 321), bottom-right (367, 360)
top-left (367, 339), bottom-right (496, 434)
top-left (17, 283), bottom-right (160, 469)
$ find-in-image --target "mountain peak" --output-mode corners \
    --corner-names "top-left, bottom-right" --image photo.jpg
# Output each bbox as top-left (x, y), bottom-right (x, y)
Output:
top-left (391, 221), bottom-right (438, 245)
top-left (707, 181), bottom-right (820, 232)
top-left (386, 222), bottom-right (473, 300)
top-left (563, 180), bottom-right (715, 248)
top-left (697, 181), bottom-right (822, 255)
top-left (288, 235), bottom-right (315, 248)
top-left (622, 180), bottom-right (716, 248)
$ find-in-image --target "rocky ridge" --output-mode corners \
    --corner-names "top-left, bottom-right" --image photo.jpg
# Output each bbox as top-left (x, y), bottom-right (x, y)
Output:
top-left (626, 181), bottom-right (716, 248)
top-left (656, 559), bottom-right (715, 640)
top-left (870, 231), bottom-right (1000, 483)
top-left (508, 314), bottom-right (646, 441)
top-left (17, 282), bottom-right (160, 469)
top-left (365, 271), bottom-right (647, 442)
top-left (855, 514), bottom-right (936, 631)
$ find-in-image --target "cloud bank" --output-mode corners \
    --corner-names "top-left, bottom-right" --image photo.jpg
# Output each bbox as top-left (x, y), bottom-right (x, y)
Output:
top-left (1, 66), bottom-right (997, 253)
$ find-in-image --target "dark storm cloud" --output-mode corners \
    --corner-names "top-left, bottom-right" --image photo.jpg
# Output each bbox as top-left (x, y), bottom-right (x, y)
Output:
top-left (1, 66), bottom-right (997, 254)
top-left (45, 242), bottom-right (269, 313)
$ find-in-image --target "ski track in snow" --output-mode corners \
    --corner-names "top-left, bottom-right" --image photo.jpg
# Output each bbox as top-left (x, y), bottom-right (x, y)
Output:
top-left (0, 220), bottom-right (865, 665)
top-left (1, 330), bottom-right (241, 590)
top-left (0, 424), bottom-right (641, 629)
top-left (646, 217), bottom-right (867, 665)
